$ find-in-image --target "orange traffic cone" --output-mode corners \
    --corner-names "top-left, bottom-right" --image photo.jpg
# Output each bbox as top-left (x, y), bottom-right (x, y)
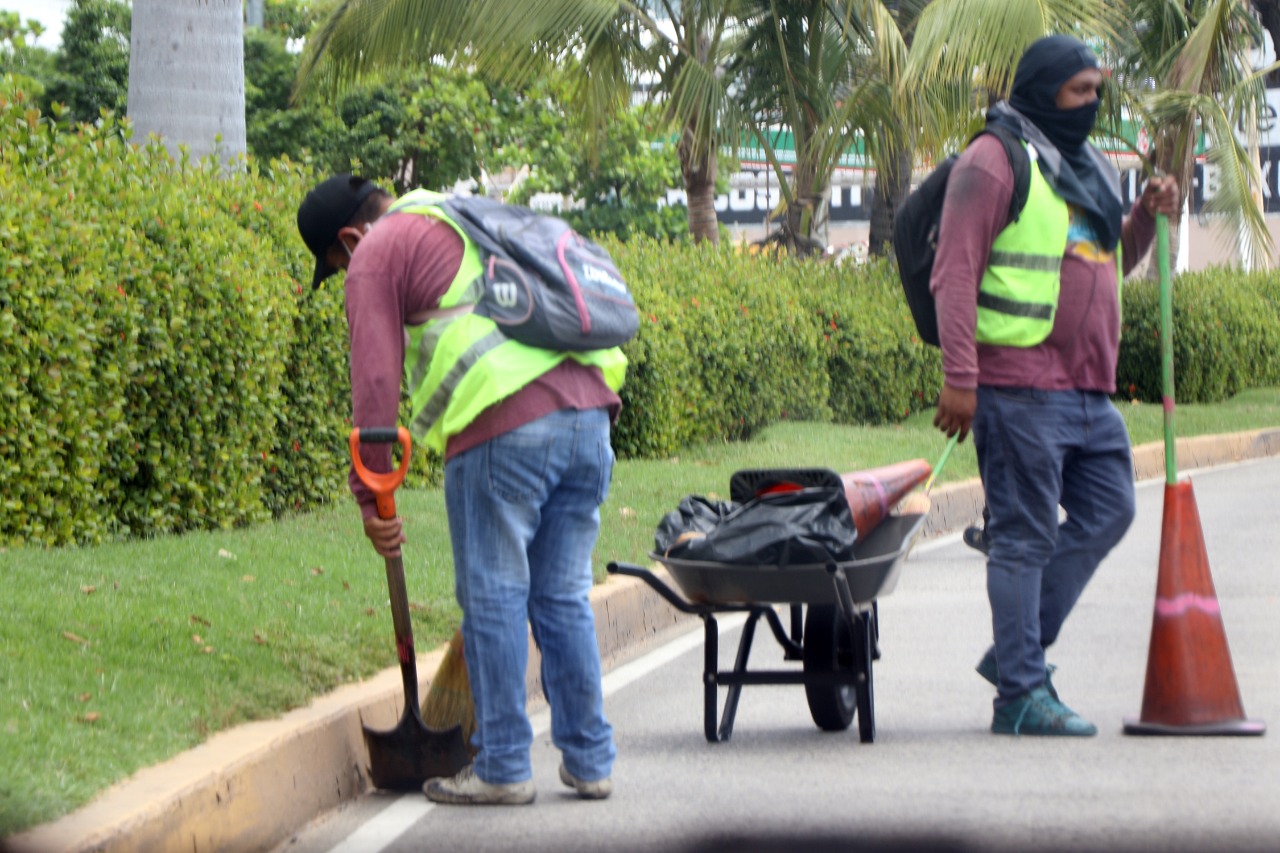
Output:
top-left (1123, 480), bottom-right (1265, 736)
top-left (840, 459), bottom-right (932, 539)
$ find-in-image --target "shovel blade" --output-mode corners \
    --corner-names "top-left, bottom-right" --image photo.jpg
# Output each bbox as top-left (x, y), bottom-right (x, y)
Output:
top-left (363, 705), bottom-right (469, 791)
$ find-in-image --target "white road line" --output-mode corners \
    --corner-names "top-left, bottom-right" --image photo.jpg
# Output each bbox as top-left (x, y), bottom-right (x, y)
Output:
top-left (323, 612), bottom-right (747, 853)
top-left (323, 796), bottom-right (434, 853)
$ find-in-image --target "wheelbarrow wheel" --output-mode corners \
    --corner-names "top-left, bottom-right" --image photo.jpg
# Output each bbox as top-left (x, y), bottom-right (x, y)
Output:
top-left (802, 604), bottom-right (856, 731)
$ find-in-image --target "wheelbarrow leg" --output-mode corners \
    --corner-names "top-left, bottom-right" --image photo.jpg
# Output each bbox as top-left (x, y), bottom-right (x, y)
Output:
top-left (702, 608), bottom-right (765, 742)
top-left (716, 609), bottom-right (764, 742)
top-left (855, 607), bottom-right (876, 743)
top-left (702, 614), bottom-right (720, 742)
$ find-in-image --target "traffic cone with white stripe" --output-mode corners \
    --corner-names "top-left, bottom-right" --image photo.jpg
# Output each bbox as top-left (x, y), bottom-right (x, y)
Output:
top-left (1123, 480), bottom-right (1265, 736)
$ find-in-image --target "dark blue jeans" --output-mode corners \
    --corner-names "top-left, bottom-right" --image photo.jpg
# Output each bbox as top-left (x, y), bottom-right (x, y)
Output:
top-left (973, 387), bottom-right (1135, 707)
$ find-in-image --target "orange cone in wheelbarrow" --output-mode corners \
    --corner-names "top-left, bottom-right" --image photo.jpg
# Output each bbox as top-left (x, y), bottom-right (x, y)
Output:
top-left (839, 459), bottom-right (932, 538)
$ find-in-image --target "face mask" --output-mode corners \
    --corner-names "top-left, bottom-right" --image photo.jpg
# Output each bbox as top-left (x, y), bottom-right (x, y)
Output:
top-left (1052, 100), bottom-right (1100, 149)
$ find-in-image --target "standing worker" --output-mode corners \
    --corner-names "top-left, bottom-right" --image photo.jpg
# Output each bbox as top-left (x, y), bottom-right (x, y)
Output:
top-left (930, 36), bottom-right (1179, 735)
top-left (297, 175), bottom-right (624, 803)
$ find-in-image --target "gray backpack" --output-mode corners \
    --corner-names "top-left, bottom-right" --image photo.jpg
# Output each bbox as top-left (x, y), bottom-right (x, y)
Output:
top-left (439, 197), bottom-right (639, 352)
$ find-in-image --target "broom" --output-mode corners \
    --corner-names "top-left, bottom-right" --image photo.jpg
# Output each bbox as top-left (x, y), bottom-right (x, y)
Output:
top-left (421, 628), bottom-right (477, 756)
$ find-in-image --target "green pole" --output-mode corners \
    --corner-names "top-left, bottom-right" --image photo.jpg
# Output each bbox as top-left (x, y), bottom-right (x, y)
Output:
top-left (1157, 213), bottom-right (1176, 485)
top-left (924, 432), bottom-right (959, 495)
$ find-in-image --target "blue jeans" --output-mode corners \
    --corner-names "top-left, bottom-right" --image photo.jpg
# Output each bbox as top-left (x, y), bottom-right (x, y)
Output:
top-left (444, 407), bottom-right (616, 784)
top-left (973, 387), bottom-right (1135, 707)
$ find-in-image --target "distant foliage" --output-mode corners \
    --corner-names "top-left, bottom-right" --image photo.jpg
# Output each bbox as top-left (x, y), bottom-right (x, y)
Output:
top-left (607, 238), bottom-right (943, 459)
top-left (0, 82), bottom-right (352, 546)
top-left (7, 75), bottom-right (1279, 547)
top-left (1117, 269), bottom-right (1280, 403)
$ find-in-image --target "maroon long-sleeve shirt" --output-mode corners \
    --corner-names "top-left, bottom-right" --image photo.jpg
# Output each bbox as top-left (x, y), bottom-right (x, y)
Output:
top-left (344, 210), bottom-right (621, 520)
top-left (931, 134), bottom-right (1157, 393)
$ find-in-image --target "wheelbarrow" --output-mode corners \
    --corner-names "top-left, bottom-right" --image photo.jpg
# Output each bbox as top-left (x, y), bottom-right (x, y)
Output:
top-left (607, 468), bottom-right (926, 744)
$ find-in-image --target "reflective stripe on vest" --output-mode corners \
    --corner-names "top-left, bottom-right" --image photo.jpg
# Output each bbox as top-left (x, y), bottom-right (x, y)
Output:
top-left (389, 190), bottom-right (627, 454)
top-left (975, 146), bottom-right (1070, 347)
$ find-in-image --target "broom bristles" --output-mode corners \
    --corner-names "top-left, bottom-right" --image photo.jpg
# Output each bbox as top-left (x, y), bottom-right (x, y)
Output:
top-left (421, 629), bottom-right (476, 753)
top-left (895, 491), bottom-right (932, 517)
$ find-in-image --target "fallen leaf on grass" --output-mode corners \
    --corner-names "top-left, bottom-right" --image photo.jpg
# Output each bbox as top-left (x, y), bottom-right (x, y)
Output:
top-left (252, 633), bottom-right (267, 645)
top-left (191, 634), bottom-right (203, 645)
top-left (62, 632), bottom-right (88, 645)
top-left (217, 549), bottom-right (236, 560)
top-left (80, 585), bottom-right (96, 595)
top-left (342, 581), bottom-right (351, 591)
top-left (310, 566), bottom-right (324, 576)
top-left (202, 646), bottom-right (215, 654)
top-left (619, 507), bottom-right (637, 519)
top-left (241, 575), bottom-right (255, 583)
top-left (78, 693), bottom-right (92, 702)
top-left (189, 614), bottom-right (211, 627)
top-left (80, 712), bottom-right (101, 724)
top-left (365, 608), bottom-right (376, 617)
top-left (408, 602), bottom-right (427, 613)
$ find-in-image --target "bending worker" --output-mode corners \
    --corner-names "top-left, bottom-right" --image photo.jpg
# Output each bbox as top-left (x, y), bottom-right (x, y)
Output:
top-left (297, 176), bottom-right (624, 803)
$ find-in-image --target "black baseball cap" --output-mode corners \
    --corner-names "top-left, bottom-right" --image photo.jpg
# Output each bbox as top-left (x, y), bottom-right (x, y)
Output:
top-left (296, 174), bottom-right (380, 289)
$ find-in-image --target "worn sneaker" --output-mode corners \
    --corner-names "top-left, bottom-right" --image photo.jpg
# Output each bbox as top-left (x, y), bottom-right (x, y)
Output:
top-left (559, 763), bottom-right (613, 800)
top-left (962, 525), bottom-right (991, 555)
top-left (975, 647), bottom-right (1059, 701)
top-left (991, 685), bottom-right (1097, 736)
top-left (423, 765), bottom-right (535, 805)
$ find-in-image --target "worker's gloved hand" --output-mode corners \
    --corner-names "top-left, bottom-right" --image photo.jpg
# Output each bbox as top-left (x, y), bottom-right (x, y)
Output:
top-left (363, 514), bottom-right (406, 558)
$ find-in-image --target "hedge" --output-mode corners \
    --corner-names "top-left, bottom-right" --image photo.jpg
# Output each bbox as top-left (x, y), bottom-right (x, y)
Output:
top-left (5, 77), bottom-right (1278, 547)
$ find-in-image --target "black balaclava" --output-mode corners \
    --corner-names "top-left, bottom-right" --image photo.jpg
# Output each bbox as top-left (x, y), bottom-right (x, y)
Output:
top-left (997, 34), bottom-right (1123, 251)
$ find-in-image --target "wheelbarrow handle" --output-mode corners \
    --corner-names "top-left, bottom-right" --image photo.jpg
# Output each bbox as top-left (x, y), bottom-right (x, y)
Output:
top-left (348, 426), bottom-right (413, 520)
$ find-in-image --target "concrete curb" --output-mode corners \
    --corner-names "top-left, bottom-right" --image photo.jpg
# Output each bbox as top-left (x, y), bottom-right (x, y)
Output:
top-left (8, 428), bottom-right (1280, 853)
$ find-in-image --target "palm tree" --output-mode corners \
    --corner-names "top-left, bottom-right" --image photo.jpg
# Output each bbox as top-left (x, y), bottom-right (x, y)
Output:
top-left (1107, 0), bottom-right (1274, 269)
top-left (724, 0), bottom-right (914, 254)
top-left (905, 0), bottom-right (1273, 270)
top-left (294, 0), bottom-right (741, 244)
top-left (126, 0), bottom-right (246, 161)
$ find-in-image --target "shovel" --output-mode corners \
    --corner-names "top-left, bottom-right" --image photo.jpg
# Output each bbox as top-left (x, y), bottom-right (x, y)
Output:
top-left (349, 426), bottom-right (469, 790)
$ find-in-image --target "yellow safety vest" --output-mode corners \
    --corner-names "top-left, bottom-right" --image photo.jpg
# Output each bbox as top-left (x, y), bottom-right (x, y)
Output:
top-left (975, 146), bottom-right (1072, 347)
top-left (388, 190), bottom-right (627, 453)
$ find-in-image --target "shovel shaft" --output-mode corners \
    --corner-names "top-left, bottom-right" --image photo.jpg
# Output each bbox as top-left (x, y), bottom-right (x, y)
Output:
top-left (384, 553), bottom-right (420, 709)
top-left (349, 426), bottom-right (421, 707)
top-left (349, 425), bottom-right (469, 789)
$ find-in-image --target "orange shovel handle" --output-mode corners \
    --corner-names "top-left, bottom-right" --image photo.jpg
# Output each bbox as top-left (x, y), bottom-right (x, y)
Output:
top-left (348, 427), bottom-right (412, 520)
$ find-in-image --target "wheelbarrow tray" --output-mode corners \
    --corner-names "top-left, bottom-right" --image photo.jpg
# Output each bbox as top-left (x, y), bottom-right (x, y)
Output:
top-left (609, 512), bottom-right (926, 744)
top-left (653, 513), bottom-right (925, 607)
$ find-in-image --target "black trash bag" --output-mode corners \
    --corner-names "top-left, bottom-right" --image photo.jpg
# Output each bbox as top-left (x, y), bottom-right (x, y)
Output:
top-left (658, 488), bottom-right (858, 567)
top-left (655, 495), bottom-right (738, 556)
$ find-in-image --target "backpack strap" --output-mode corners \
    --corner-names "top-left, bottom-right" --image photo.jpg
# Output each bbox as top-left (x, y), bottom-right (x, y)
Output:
top-left (969, 125), bottom-right (1032, 225)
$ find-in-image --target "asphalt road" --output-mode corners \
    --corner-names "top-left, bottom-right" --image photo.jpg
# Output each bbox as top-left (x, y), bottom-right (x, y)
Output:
top-left (272, 458), bottom-right (1280, 853)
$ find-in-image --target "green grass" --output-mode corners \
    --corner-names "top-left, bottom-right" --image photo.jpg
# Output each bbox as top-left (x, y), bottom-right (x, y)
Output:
top-left (3, 388), bottom-right (1279, 836)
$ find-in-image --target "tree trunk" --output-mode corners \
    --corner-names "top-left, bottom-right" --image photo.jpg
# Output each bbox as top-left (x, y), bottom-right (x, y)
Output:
top-left (127, 0), bottom-right (246, 162)
top-left (868, 144), bottom-right (913, 258)
top-left (679, 127), bottom-right (719, 245)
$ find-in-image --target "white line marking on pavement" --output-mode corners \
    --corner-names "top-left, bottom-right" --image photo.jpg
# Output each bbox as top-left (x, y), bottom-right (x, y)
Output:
top-left (323, 613), bottom-right (747, 853)
top-left (324, 795), bottom-right (434, 853)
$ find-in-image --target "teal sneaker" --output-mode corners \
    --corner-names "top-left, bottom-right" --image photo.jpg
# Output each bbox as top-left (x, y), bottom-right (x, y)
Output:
top-left (991, 685), bottom-right (1097, 736)
top-left (975, 648), bottom-right (1058, 701)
